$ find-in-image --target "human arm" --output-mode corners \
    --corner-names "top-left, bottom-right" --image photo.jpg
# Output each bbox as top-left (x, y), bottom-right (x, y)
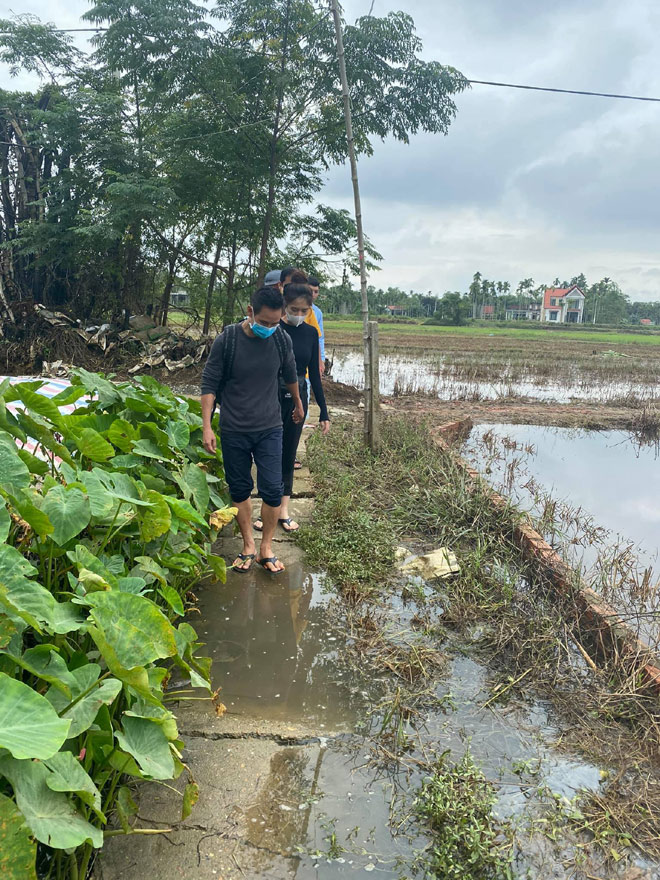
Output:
top-left (281, 332), bottom-right (305, 423)
top-left (308, 332), bottom-right (330, 426)
top-left (201, 394), bottom-right (217, 453)
top-left (286, 381), bottom-right (305, 423)
top-left (200, 334), bottom-right (225, 454)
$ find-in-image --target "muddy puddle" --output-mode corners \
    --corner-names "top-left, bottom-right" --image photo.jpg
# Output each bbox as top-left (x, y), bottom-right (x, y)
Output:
top-left (182, 557), bottom-right (653, 878)
top-left (330, 347), bottom-right (659, 404)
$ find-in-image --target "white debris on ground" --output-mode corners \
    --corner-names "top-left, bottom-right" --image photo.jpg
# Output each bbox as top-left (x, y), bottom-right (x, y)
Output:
top-left (400, 548), bottom-right (460, 580)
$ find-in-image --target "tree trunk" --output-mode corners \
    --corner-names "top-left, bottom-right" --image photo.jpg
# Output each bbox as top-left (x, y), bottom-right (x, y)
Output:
top-left (203, 240), bottom-right (223, 336)
top-left (329, 0), bottom-right (378, 450)
top-left (222, 229), bottom-right (239, 329)
top-left (159, 255), bottom-right (178, 327)
top-left (255, 0), bottom-right (292, 287)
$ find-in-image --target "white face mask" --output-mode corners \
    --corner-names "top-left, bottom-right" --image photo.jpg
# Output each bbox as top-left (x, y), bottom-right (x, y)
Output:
top-left (286, 310), bottom-right (306, 327)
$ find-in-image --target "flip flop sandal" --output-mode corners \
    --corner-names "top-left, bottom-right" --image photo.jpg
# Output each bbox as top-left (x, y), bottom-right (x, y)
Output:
top-left (253, 519), bottom-right (263, 532)
top-left (294, 460), bottom-right (303, 470)
top-left (232, 553), bottom-right (255, 573)
top-left (257, 556), bottom-right (284, 573)
top-left (278, 517), bottom-right (299, 533)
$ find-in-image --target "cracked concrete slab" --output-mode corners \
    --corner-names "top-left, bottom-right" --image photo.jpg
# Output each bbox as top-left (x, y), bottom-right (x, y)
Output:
top-left (96, 738), bottom-right (321, 880)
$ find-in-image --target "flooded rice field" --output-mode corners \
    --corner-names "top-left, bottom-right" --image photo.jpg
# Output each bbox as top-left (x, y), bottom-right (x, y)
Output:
top-left (465, 424), bottom-right (660, 563)
top-left (465, 423), bottom-right (660, 642)
top-left (329, 347), bottom-right (660, 404)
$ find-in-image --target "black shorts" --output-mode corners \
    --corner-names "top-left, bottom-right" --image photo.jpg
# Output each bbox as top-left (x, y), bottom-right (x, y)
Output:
top-left (220, 427), bottom-right (284, 508)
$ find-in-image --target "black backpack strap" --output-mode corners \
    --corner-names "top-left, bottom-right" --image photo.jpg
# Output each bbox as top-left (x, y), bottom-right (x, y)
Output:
top-left (216, 323), bottom-right (237, 402)
top-left (273, 325), bottom-right (287, 369)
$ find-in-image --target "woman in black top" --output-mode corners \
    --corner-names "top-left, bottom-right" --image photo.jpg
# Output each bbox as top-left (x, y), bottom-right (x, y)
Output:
top-left (255, 283), bottom-right (330, 533)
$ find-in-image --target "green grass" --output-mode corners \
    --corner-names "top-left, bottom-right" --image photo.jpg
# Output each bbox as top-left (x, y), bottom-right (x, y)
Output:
top-left (323, 318), bottom-right (660, 346)
top-left (416, 750), bottom-right (514, 880)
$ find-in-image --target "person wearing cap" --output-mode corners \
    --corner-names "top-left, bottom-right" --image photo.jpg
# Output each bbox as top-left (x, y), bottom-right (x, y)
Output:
top-left (264, 269), bottom-right (282, 288)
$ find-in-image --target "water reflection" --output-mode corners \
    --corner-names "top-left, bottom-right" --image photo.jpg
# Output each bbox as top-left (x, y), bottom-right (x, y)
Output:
top-left (466, 424), bottom-right (660, 562)
top-left (195, 561), bottom-right (369, 729)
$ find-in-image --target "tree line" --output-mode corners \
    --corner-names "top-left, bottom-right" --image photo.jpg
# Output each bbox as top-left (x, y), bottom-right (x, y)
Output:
top-left (316, 272), bottom-right (660, 326)
top-left (0, 1), bottom-right (466, 335)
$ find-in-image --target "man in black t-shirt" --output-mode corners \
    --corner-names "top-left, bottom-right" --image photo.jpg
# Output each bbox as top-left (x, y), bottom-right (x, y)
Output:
top-left (201, 287), bottom-right (304, 573)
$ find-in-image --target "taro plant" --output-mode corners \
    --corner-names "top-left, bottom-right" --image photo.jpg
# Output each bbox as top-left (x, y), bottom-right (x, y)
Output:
top-left (0, 370), bottom-right (234, 879)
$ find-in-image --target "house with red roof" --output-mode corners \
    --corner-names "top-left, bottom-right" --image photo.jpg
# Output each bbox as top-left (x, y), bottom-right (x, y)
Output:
top-left (542, 285), bottom-right (585, 324)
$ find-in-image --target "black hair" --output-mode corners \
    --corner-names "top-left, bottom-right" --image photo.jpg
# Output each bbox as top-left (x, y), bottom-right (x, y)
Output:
top-left (251, 286), bottom-right (284, 314)
top-left (307, 275), bottom-right (319, 287)
top-left (283, 283), bottom-right (313, 306)
top-left (280, 266), bottom-right (296, 284)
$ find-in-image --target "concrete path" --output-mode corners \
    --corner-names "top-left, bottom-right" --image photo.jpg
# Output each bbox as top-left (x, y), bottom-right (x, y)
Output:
top-left (96, 429), bottom-right (330, 880)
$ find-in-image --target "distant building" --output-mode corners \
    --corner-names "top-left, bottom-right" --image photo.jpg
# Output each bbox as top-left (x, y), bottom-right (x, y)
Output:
top-left (170, 290), bottom-right (190, 307)
top-left (480, 304), bottom-right (495, 319)
top-left (505, 303), bottom-right (541, 321)
top-left (384, 305), bottom-right (408, 316)
top-left (640, 318), bottom-right (653, 326)
top-left (542, 286), bottom-right (585, 323)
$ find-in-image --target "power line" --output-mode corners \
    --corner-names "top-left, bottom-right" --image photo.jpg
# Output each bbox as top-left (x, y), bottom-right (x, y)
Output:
top-left (467, 78), bottom-right (660, 103)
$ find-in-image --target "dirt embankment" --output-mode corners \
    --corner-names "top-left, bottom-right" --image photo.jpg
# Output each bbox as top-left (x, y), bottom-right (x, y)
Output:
top-left (386, 395), bottom-right (655, 430)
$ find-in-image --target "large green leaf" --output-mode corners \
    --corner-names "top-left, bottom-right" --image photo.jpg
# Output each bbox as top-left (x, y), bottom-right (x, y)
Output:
top-left (16, 448), bottom-right (49, 476)
top-left (0, 502), bottom-right (10, 543)
top-left (139, 490), bottom-right (172, 542)
top-left (166, 419), bottom-right (190, 450)
top-left (86, 591), bottom-right (178, 668)
top-left (12, 498), bottom-right (53, 538)
top-left (0, 791), bottom-right (36, 880)
top-left (0, 398), bottom-right (27, 443)
top-left (106, 472), bottom-right (153, 506)
top-left (43, 751), bottom-right (105, 819)
top-left (106, 419), bottom-right (138, 452)
top-left (0, 756), bottom-right (103, 849)
top-left (0, 614), bottom-right (17, 648)
top-left (71, 368), bottom-right (121, 407)
top-left (182, 463), bottom-right (210, 514)
top-left (158, 585), bottom-right (184, 617)
top-left (132, 438), bottom-right (173, 460)
top-left (47, 602), bottom-right (87, 635)
top-left (76, 470), bottom-right (116, 519)
top-left (0, 672), bottom-right (71, 759)
top-left (0, 435), bottom-right (30, 496)
top-left (46, 664), bottom-right (122, 738)
top-left (13, 386), bottom-right (63, 426)
top-left (49, 385), bottom-right (88, 407)
top-left (139, 422), bottom-right (171, 453)
top-left (0, 544), bottom-right (55, 631)
top-left (164, 495), bottom-right (208, 528)
top-left (41, 486), bottom-right (91, 546)
top-left (14, 412), bottom-right (74, 466)
top-left (87, 627), bottom-right (155, 704)
top-left (67, 544), bottom-right (118, 589)
top-left (73, 428), bottom-right (115, 462)
top-left (115, 716), bottom-right (175, 780)
top-left (1, 645), bottom-right (74, 696)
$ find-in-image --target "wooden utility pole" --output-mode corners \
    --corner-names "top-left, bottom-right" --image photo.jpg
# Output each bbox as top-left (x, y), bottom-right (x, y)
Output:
top-left (329, 0), bottom-right (379, 451)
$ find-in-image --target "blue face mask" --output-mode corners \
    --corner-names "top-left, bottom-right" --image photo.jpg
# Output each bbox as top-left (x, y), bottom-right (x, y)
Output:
top-left (250, 320), bottom-right (278, 339)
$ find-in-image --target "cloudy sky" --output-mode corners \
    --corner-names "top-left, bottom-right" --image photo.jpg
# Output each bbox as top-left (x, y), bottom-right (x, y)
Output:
top-left (4, 0), bottom-right (660, 300)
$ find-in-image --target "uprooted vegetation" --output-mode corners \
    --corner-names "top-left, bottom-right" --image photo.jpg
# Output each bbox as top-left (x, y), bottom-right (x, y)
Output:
top-left (0, 371), bottom-right (233, 880)
top-left (300, 414), bottom-right (660, 875)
